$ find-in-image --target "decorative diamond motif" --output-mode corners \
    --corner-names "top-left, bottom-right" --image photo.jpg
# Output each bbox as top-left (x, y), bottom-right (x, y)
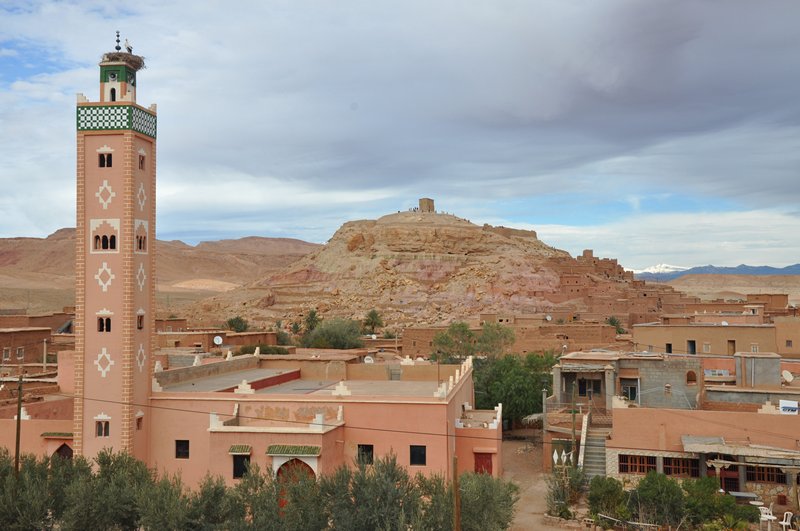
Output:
top-left (136, 344), bottom-right (146, 373)
top-left (94, 347), bottom-right (115, 378)
top-left (136, 263), bottom-right (146, 292)
top-left (94, 262), bottom-right (115, 292)
top-left (137, 182), bottom-right (147, 211)
top-left (95, 180), bottom-right (116, 209)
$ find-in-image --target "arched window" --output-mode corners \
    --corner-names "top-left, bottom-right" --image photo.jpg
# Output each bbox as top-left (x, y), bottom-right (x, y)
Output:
top-left (98, 317), bottom-right (111, 332)
top-left (686, 371), bottom-right (697, 385)
top-left (102, 235), bottom-right (109, 249)
top-left (94, 235), bottom-right (101, 250)
top-left (109, 235), bottom-right (116, 249)
top-left (110, 88), bottom-right (116, 102)
top-left (98, 153), bottom-right (112, 168)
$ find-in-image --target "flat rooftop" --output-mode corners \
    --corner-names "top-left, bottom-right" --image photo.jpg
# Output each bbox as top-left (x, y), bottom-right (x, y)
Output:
top-left (159, 366), bottom-right (442, 397)
top-left (258, 379), bottom-right (439, 397)
top-left (160, 368), bottom-right (294, 392)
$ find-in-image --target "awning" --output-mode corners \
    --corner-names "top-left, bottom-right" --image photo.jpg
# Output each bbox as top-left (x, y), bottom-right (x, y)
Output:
top-left (682, 435), bottom-right (800, 463)
top-left (266, 444), bottom-right (321, 457)
top-left (228, 444), bottom-right (252, 455)
top-left (41, 432), bottom-right (74, 439)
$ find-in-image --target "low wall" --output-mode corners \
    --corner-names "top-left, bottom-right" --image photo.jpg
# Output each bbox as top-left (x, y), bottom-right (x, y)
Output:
top-left (155, 355), bottom-right (258, 387)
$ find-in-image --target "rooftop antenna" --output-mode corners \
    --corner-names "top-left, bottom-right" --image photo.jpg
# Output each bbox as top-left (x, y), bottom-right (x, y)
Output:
top-left (115, 31), bottom-right (121, 51)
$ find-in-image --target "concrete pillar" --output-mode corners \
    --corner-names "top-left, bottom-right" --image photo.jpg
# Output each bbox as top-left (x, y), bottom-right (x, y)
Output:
top-left (552, 366), bottom-right (562, 403)
top-left (604, 367), bottom-right (615, 411)
top-left (737, 464), bottom-right (746, 491)
top-left (656, 456), bottom-right (664, 474)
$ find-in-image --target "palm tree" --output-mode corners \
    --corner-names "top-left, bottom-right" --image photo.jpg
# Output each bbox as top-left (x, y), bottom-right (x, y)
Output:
top-left (363, 309), bottom-right (384, 335)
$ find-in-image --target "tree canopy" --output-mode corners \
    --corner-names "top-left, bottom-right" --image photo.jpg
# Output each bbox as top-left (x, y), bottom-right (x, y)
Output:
top-left (301, 318), bottom-right (364, 349)
top-left (362, 309), bottom-right (384, 335)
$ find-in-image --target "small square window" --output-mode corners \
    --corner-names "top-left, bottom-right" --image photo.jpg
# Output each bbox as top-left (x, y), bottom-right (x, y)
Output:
top-left (175, 440), bottom-right (190, 459)
top-left (233, 455), bottom-right (250, 479)
top-left (3, 347), bottom-right (10, 360)
top-left (410, 445), bottom-right (426, 466)
top-left (751, 344), bottom-right (759, 353)
top-left (702, 343), bottom-right (711, 353)
top-left (16, 347), bottom-right (24, 360)
top-left (357, 444), bottom-right (374, 465)
top-left (787, 340), bottom-right (793, 348)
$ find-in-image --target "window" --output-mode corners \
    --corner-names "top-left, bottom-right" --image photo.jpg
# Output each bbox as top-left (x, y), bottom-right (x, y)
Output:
top-left (175, 440), bottom-right (190, 459)
top-left (98, 317), bottom-right (111, 332)
top-left (578, 379), bottom-right (602, 397)
top-left (16, 347), bottom-right (24, 360)
top-left (621, 378), bottom-right (638, 402)
top-left (136, 417), bottom-right (143, 430)
top-left (410, 445), bottom-right (427, 466)
top-left (233, 455), bottom-right (250, 479)
top-left (687, 340), bottom-right (696, 355)
top-left (357, 444), bottom-right (374, 465)
top-left (138, 154), bottom-right (145, 170)
top-left (95, 421), bottom-right (110, 437)
top-left (136, 235), bottom-right (147, 251)
top-left (110, 88), bottom-right (116, 102)
top-left (746, 466), bottom-right (786, 484)
top-left (702, 343), bottom-right (711, 353)
top-left (665, 343), bottom-right (672, 354)
top-left (686, 371), bottom-right (697, 385)
top-left (664, 457), bottom-right (699, 478)
top-left (787, 340), bottom-right (794, 348)
top-left (137, 315), bottom-right (144, 330)
top-left (618, 454), bottom-right (656, 475)
top-left (99, 153), bottom-right (112, 167)
top-left (2, 348), bottom-right (9, 361)
top-left (751, 344), bottom-right (759, 353)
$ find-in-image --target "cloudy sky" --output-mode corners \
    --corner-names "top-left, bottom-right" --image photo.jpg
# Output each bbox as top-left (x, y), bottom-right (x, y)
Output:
top-left (1, 1), bottom-right (799, 271)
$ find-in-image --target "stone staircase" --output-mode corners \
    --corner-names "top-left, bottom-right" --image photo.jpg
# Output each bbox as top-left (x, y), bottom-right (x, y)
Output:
top-left (582, 428), bottom-right (610, 480)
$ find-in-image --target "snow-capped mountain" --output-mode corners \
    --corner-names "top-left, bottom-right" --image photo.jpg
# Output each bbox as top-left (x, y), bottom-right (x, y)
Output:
top-left (631, 264), bottom-right (689, 275)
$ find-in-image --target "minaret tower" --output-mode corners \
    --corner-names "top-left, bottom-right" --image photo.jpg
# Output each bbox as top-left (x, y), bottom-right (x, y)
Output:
top-left (73, 33), bottom-right (156, 461)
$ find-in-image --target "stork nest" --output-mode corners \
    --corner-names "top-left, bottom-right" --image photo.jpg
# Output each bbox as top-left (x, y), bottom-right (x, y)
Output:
top-left (101, 52), bottom-right (146, 71)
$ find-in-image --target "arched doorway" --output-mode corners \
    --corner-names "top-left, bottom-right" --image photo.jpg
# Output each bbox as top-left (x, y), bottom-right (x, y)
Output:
top-left (276, 459), bottom-right (315, 508)
top-left (53, 443), bottom-right (73, 460)
top-left (277, 458), bottom-right (315, 482)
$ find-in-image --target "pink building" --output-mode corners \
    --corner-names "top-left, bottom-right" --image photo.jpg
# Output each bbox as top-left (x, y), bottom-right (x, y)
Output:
top-left (0, 40), bottom-right (502, 487)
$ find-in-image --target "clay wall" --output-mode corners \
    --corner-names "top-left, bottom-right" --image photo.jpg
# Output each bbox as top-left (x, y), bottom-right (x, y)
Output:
top-left (0, 328), bottom-right (51, 365)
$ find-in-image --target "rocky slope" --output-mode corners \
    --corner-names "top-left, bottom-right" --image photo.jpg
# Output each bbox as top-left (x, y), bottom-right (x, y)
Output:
top-left (185, 210), bottom-right (633, 328)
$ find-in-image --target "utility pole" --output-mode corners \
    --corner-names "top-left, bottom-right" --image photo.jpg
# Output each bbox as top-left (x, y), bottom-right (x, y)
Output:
top-left (453, 454), bottom-right (461, 531)
top-left (14, 371), bottom-right (23, 479)
top-left (571, 380), bottom-right (577, 468)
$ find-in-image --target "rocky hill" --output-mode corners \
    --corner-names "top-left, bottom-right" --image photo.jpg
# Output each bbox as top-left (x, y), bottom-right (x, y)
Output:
top-left (185, 210), bottom-right (693, 329)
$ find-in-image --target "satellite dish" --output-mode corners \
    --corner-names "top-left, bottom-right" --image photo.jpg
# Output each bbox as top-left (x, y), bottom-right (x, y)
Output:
top-left (371, 334), bottom-right (377, 340)
top-left (783, 370), bottom-right (795, 384)
top-left (721, 321), bottom-right (729, 326)
top-left (213, 335), bottom-right (223, 346)
top-left (364, 356), bottom-right (374, 364)
top-left (545, 315), bottom-right (552, 321)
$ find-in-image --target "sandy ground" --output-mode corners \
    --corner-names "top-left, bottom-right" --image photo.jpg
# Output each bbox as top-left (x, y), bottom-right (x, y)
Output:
top-left (504, 433), bottom-right (573, 531)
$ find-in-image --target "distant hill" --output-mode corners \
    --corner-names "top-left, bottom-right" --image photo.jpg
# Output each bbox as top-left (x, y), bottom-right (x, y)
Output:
top-left (0, 229), bottom-right (319, 314)
top-left (636, 264), bottom-right (800, 282)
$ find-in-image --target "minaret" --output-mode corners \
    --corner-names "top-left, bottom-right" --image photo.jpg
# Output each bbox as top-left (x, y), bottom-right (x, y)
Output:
top-left (73, 33), bottom-right (156, 461)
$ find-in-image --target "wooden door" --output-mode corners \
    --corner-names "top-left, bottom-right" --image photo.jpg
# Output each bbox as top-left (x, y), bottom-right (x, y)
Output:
top-left (474, 453), bottom-right (492, 475)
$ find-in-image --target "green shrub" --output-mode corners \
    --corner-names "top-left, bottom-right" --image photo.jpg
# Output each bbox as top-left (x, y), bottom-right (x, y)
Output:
top-left (301, 319), bottom-right (364, 349)
top-left (225, 316), bottom-right (249, 333)
top-left (238, 344), bottom-right (289, 355)
top-left (588, 476), bottom-right (629, 522)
